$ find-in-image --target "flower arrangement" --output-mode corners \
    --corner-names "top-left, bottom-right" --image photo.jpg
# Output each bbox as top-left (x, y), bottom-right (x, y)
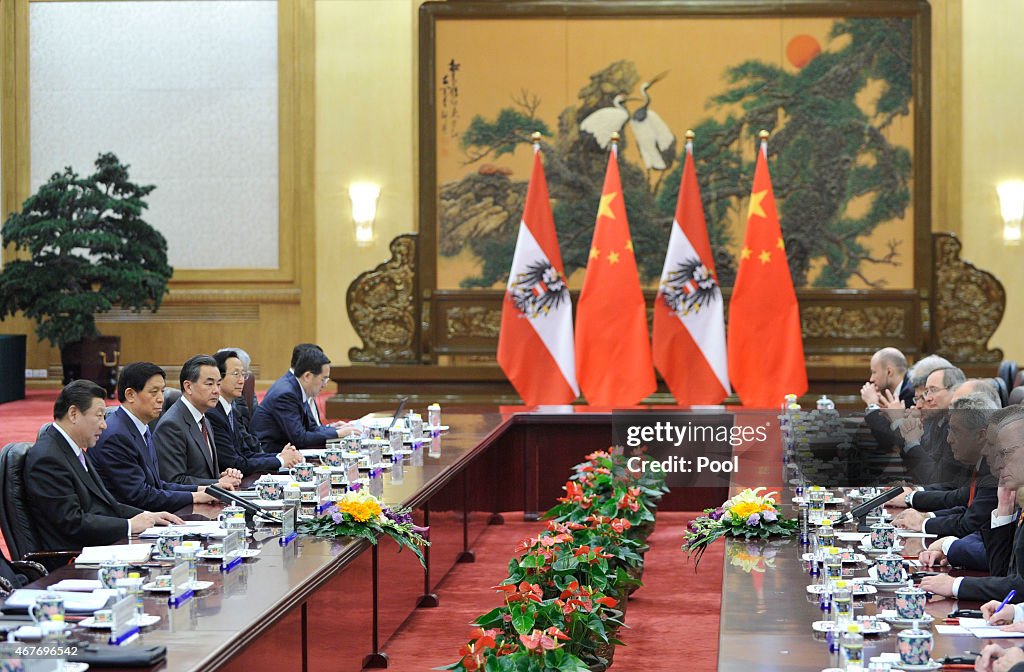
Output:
top-left (681, 487), bottom-right (797, 568)
top-left (299, 491), bottom-right (430, 567)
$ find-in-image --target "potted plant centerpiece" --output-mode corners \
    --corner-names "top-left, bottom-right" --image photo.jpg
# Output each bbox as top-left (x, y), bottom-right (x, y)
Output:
top-left (0, 153), bottom-right (172, 395)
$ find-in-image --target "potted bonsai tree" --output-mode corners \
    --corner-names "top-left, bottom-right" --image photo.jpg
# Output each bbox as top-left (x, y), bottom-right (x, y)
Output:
top-left (0, 152), bottom-right (173, 395)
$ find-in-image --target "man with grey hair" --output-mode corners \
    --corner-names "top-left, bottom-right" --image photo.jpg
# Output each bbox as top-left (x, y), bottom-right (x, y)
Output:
top-left (920, 405), bottom-right (1024, 601)
top-left (893, 365), bottom-right (972, 486)
top-left (154, 354), bottom-right (244, 487)
top-left (896, 392), bottom-right (998, 535)
top-left (217, 346), bottom-right (256, 430)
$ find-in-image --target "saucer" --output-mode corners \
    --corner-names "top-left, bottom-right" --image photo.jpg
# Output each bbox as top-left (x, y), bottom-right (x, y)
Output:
top-left (859, 542), bottom-right (904, 555)
top-left (78, 613), bottom-right (161, 629)
top-left (878, 612), bottom-right (934, 628)
top-left (812, 619), bottom-right (890, 635)
top-left (891, 660), bottom-right (942, 671)
top-left (801, 552), bottom-right (867, 564)
top-left (197, 549), bottom-right (260, 561)
top-left (250, 499), bottom-right (285, 509)
top-left (142, 579), bottom-right (214, 593)
top-left (806, 582), bottom-right (877, 597)
top-left (793, 496), bottom-right (845, 505)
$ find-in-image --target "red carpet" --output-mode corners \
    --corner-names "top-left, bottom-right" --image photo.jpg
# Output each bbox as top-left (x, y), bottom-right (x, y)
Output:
top-left (0, 390), bottom-right (60, 447)
top-left (383, 511), bottom-right (722, 672)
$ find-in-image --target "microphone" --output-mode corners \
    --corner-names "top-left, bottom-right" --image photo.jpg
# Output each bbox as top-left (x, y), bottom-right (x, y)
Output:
top-left (833, 486), bottom-right (904, 527)
top-left (207, 485), bottom-right (280, 524)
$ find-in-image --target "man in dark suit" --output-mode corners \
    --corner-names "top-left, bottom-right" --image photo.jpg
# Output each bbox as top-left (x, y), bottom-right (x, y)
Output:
top-left (154, 355), bottom-right (243, 487)
top-left (90, 362), bottom-right (223, 511)
top-left (23, 380), bottom-right (181, 569)
top-left (920, 406), bottom-right (1024, 601)
top-left (208, 350), bottom-right (302, 475)
top-left (895, 393), bottom-right (998, 538)
top-left (252, 346), bottom-right (359, 453)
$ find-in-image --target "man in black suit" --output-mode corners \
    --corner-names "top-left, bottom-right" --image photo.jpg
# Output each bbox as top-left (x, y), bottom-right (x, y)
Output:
top-left (154, 355), bottom-right (243, 487)
top-left (920, 405), bottom-right (1024, 601)
top-left (90, 362), bottom-right (223, 510)
top-left (208, 350), bottom-right (302, 475)
top-left (895, 393), bottom-right (998, 540)
top-left (252, 346), bottom-right (359, 453)
top-left (23, 380), bottom-right (181, 569)
top-left (895, 366), bottom-right (972, 487)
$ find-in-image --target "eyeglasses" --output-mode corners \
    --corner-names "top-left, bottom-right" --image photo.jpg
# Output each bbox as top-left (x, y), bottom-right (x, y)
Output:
top-left (920, 386), bottom-right (947, 400)
top-left (226, 369), bottom-right (249, 379)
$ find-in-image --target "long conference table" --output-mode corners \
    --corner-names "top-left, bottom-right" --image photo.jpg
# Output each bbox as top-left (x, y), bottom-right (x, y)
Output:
top-left (15, 410), bottom-right (725, 671)
top-left (717, 497), bottom-right (1005, 670)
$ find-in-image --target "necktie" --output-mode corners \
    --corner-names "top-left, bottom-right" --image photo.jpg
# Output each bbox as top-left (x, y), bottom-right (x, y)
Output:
top-left (309, 398), bottom-right (320, 426)
top-left (143, 428), bottom-right (158, 470)
top-left (229, 409), bottom-right (236, 433)
top-left (199, 416), bottom-right (213, 462)
top-left (968, 469), bottom-right (977, 506)
top-left (77, 451), bottom-right (88, 471)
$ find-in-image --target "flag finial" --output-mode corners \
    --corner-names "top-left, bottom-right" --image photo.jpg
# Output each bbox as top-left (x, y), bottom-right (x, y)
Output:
top-left (531, 131), bottom-right (542, 143)
top-left (610, 131), bottom-right (620, 144)
top-left (758, 129), bottom-right (770, 140)
top-left (685, 129), bottom-right (695, 141)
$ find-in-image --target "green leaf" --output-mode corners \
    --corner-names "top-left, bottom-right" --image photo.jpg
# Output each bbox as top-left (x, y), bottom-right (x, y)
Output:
top-left (510, 604), bottom-right (535, 635)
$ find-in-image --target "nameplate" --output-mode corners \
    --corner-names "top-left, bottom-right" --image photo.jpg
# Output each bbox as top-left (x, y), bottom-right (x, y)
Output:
top-left (346, 463), bottom-right (360, 484)
top-left (369, 446), bottom-right (383, 467)
top-left (369, 469), bottom-right (384, 498)
top-left (221, 530), bottom-right (242, 572)
top-left (317, 477), bottom-right (331, 505)
top-left (108, 595), bottom-right (140, 645)
top-left (168, 562), bottom-right (193, 607)
top-left (389, 429), bottom-right (402, 454)
top-left (280, 503), bottom-right (296, 542)
top-left (428, 435), bottom-right (442, 458)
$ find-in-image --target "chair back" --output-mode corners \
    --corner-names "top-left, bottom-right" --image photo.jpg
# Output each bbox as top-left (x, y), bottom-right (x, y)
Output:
top-left (0, 442), bottom-right (42, 561)
top-left (36, 422), bottom-right (52, 441)
top-left (1011, 386), bottom-right (1024, 407)
top-left (993, 377), bottom-right (1010, 407)
top-left (150, 388), bottom-right (182, 430)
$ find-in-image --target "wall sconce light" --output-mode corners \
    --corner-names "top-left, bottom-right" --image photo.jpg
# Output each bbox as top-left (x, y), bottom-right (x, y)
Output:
top-left (348, 182), bottom-right (381, 246)
top-left (997, 180), bottom-right (1024, 245)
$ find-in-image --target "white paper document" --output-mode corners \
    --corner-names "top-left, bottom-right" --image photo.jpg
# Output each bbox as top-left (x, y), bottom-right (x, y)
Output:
top-left (3, 589), bottom-right (110, 613)
top-left (74, 543), bottom-right (153, 566)
top-left (957, 617), bottom-right (1024, 638)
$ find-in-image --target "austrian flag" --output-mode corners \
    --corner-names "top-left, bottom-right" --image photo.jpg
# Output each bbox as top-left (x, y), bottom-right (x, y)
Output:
top-left (497, 142), bottom-right (579, 406)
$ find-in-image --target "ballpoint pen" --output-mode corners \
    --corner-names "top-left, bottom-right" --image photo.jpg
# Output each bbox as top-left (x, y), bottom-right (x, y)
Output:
top-left (990, 589), bottom-right (1017, 624)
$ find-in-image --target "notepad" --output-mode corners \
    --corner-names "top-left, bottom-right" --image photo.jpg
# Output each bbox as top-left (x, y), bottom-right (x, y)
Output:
top-left (956, 617), bottom-right (1024, 638)
top-left (49, 579), bottom-right (103, 592)
top-left (2, 589), bottom-right (111, 613)
top-left (74, 543), bottom-right (153, 566)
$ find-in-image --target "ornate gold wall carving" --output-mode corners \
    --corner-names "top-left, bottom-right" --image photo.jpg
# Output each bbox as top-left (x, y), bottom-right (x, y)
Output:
top-left (931, 232), bottom-right (1004, 363)
top-left (444, 306), bottom-right (501, 339)
top-left (347, 234), bottom-right (419, 363)
top-left (801, 306), bottom-right (906, 339)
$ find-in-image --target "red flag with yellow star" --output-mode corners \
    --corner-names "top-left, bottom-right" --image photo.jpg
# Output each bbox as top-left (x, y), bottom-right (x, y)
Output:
top-left (727, 137), bottom-right (807, 407)
top-left (575, 147), bottom-right (656, 406)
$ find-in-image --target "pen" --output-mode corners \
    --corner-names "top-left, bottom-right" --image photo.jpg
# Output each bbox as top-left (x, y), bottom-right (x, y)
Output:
top-left (990, 589), bottom-right (1017, 624)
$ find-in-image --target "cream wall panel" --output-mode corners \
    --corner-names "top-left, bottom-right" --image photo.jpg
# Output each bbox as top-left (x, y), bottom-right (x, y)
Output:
top-left (315, 0), bottom-right (418, 365)
top-left (962, 0), bottom-right (1024, 361)
top-left (29, 0), bottom-right (280, 270)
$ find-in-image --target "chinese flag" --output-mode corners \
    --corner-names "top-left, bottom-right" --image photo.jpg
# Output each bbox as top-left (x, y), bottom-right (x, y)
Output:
top-left (727, 136), bottom-right (807, 407)
top-left (575, 147), bottom-right (656, 406)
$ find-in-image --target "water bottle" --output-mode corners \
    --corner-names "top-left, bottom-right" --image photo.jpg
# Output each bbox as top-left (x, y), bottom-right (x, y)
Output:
top-left (841, 623), bottom-right (864, 671)
top-left (799, 501), bottom-right (810, 546)
top-left (817, 518), bottom-right (835, 547)
top-left (832, 581), bottom-right (853, 628)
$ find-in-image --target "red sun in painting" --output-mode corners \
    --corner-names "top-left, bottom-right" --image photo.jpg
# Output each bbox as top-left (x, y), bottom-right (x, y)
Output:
top-left (786, 34), bottom-right (821, 68)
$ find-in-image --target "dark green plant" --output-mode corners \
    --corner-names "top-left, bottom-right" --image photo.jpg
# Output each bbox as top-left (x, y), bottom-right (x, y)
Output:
top-left (0, 153), bottom-right (173, 348)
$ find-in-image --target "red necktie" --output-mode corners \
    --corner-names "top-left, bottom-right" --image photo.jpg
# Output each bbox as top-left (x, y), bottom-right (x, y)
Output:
top-left (199, 417), bottom-right (213, 461)
top-left (968, 470), bottom-right (977, 506)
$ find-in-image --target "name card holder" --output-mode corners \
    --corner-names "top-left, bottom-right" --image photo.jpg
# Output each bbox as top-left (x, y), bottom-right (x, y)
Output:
top-left (108, 595), bottom-right (140, 645)
top-left (391, 455), bottom-right (404, 484)
top-left (220, 530), bottom-right (244, 573)
top-left (346, 463), bottom-right (360, 485)
top-left (388, 429), bottom-right (402, 455)
top-left (369, 468), bottom-right (384, 498)
top-left (428, 434), bottom-right (442, 459)
top-left (167, 562), bottom-right (194, 608)
top-left (369, 445), bottom-right (383, 468)
top-left (279, 503), bottom-right (298, 546)
top-left (317, 478), bottom-right (332, 513)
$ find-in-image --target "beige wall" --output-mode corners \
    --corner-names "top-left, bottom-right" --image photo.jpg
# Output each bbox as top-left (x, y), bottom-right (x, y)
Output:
top-left (961, 0), bottom-right (1024, 361)
top-left (315, 0), bottom-right (419, 365)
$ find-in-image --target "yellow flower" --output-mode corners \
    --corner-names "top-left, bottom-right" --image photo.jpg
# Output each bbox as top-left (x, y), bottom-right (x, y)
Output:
top-left (336, 491), bottom-right (383, 523)
top-left (729, 501), bottom-right (763, 519)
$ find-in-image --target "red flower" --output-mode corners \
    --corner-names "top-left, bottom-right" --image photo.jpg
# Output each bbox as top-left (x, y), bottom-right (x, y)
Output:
top-left (520, 629), bottom-right (559, 651)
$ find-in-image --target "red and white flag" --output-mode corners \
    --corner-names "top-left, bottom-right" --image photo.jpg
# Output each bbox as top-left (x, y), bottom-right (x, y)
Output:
top-left (497, 143), bottom-right (579, 406)
top-left (652, 135), bottom-right (730, 404)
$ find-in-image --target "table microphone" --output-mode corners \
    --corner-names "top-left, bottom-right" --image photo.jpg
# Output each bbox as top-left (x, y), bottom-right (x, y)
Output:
top-left (832, 485), bottom-right (904, 526)
top-left (207, 485), bottom-right (280, 524)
